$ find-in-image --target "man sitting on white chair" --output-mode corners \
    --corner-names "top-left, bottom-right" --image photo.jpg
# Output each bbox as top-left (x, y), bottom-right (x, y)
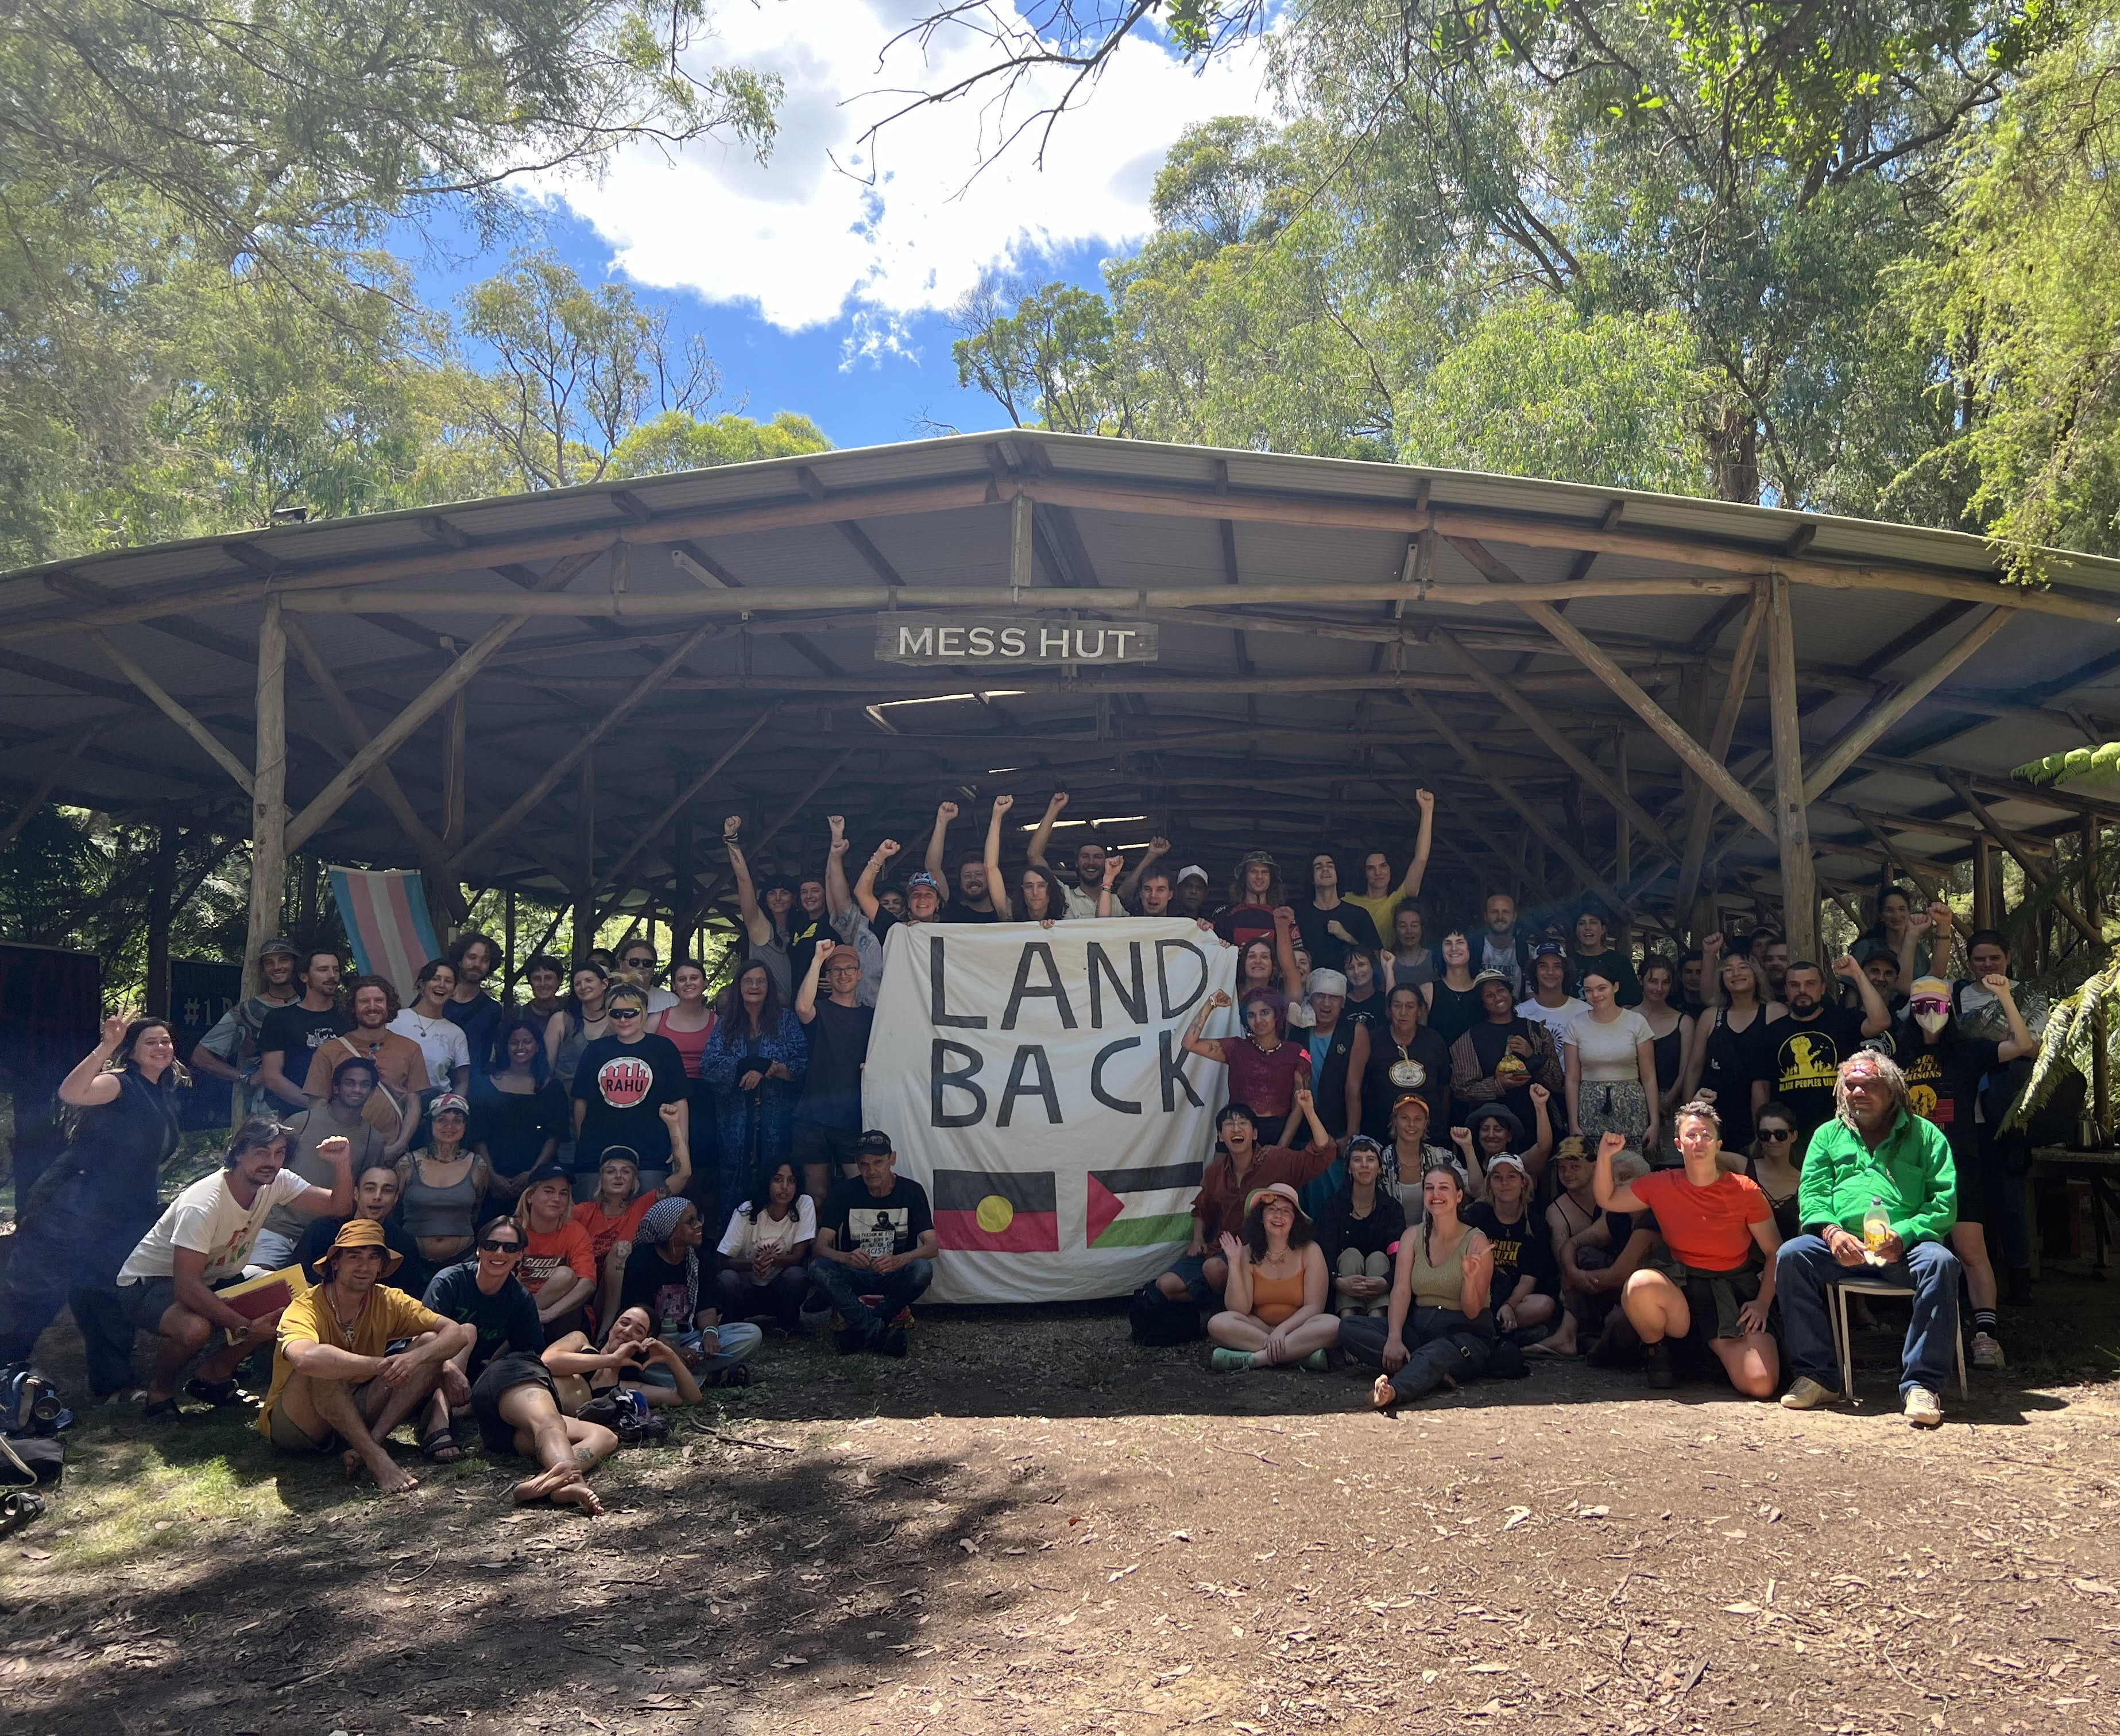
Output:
top-left (1776, 1049), bottom-right (1960, 1427)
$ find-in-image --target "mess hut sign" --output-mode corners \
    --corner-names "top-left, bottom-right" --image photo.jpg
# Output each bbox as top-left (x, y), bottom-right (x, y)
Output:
top-left (875, 614), bottom-right (1159, 665)
top-left (862, 918), bottom-right (1237, 1303)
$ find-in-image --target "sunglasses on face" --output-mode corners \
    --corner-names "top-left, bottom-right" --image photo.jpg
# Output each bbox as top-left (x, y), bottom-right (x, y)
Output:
top-left (608, 1007), bottom-right (643, 1020)
top-left (479, 1238), bottom-right (524, 1254)
top-left (624, 958), bottom-right (655, 970)
top-left (1759, 1127), bottom-right (1794, 1141)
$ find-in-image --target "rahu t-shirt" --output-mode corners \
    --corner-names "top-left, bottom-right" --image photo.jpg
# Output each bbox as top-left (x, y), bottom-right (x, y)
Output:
top-left (570, 1032), bottom-right (686, 1169)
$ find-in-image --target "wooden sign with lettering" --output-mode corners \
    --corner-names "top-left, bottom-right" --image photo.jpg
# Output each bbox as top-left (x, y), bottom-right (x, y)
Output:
top-left (874, 615), bottom-right (1159, 665)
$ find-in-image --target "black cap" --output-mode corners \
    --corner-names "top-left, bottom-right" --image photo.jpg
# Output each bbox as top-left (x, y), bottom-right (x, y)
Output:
top-left (519, 1162), bottom-right (571, 1192)
top-left (855, 1130), bottom-right (895, 1156)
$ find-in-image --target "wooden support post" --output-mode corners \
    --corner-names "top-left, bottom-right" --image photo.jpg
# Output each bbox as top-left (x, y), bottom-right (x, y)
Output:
top-left (243, 597), bottom-right (288, 996)
top-left (144, 823), bottom-right (179, 1014)
top-left (1612, 730), bottom-right (1631, 945)
top-left (1765, 574), bottom-right (1819, 962)
top-left (1973, 840), bottom-right (1995, 931)
top-left (575, 754), bottom-right (596, 961)
top-left (443, 689), bottom-right (467, 852)
top-left (1009, 491), bottom-right (1034, 592)
top-left (2094, 999), bottom-right (2111, 1147)
top-left (2083, 816), bottom-right (2102, 937)
top-left (1676, 583), bottom-right (1770, 935)
top-left (1940, 770), bottom-right (2102, 945)
top-left (504, 889), bottom-right (518, 994)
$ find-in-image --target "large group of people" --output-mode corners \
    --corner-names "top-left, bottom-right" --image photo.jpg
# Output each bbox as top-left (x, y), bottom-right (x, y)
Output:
top-left (0, 792), bottom-right (2057, 1505)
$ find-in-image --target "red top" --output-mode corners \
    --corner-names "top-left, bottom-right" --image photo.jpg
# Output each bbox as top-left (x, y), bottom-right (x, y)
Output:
top-left (572, 1194), bottom-right (659, 1269)
top-left (1631, 1170), bottom-right (1771, 1270)
top-left (1190, 1139), bottom-right (1337, 1243)
top-left (1224, 1036), bottom-right (1309, 1119)
top-left (656, 1012), bottom-right (716, 1080)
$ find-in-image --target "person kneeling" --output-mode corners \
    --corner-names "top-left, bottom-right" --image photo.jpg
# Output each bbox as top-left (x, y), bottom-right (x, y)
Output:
top-left (1208, 1182), bottom-right (1339, 1371)
top-left (1343, 1161), bottom-right (1495, 1408)
top-left (253, 1219), bottom-right (474, 1493)
top-left (811, 1132), bottom-right (937, 1357)
top-left (1591, 1109), bottom-right (1781, 1397)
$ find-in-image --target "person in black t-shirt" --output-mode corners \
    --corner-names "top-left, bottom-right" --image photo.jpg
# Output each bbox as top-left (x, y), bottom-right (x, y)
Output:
top-left (254, 949), bottom-right (350, 1114)
top-left (792, 939), bottom-right (875, 1201)
top-left (570, 985), bottom-right (687, 1182)
top-left (444, 932), bottom-right (506, 1072)
top-left (924, 800), bottom-right (1001, 922)
top-left (1464, 1153), bottom-right (1560, 1342)
top-left (811, 1132), bottom-right (936, 1355)
top-left (1767, 957), bottom-right (1891, 1146)
top-left (421, 1219), bottom-right (545, 1382)
top-left (1293, 852), bottom-right (1382, 975)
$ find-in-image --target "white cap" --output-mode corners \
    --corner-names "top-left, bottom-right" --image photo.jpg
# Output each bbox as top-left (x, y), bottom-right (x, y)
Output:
top-left (1305, 968), bottom-right (1349, 997)
top-left (1177, 863), bottom-right (1208, 884)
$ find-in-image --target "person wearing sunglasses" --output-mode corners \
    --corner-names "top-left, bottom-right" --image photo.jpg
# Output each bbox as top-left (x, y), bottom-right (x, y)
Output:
top-left (417, 1215), bottom-right (547, 1464)
top-left (1739, 1101), bottom-right (1805, 1241)
top-left (568, 984), bottom-right (688, 1204)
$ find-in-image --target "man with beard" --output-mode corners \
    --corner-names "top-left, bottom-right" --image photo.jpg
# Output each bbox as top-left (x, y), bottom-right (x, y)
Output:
top-left (445, 932), bottom-right (508, 1067)
top-left (925, 800), bottom-right (1000, 921)
top-left (254, 948), bottom-right (350, 1117)
top-left (1476, 892), bottom-right (1537, 998)
top-left (1027, 790), bottom-right (1107, 919)
top-left (1294, 852), bottom-right (1382, 975)
top-left (1770, 956), bottom-right (1892, 1146)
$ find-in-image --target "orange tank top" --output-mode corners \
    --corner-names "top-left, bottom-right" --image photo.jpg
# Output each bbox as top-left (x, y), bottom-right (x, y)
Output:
top-left (1249, 1264), bottom-right (1307, 1326)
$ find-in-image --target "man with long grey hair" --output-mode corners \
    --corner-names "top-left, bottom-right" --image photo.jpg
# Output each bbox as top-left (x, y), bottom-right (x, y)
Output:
top-left (1774, 1048), bottom-right (1961, 1426)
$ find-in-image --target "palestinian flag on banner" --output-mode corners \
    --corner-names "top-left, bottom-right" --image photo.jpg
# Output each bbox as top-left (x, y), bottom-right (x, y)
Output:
top-left (933, 1168), bottom-right (1060, 1253)
top-left (1086, 1161), bottom-right (1203, 1249)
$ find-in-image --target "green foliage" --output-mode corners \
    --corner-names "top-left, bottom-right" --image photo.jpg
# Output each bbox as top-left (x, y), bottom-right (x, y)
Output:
top-left (2004, 951), bottom-right (2120, 1132)
top-left (608, 411), bottom-right (833, 478)
top-left (2013, 742), bottom-right (2120, 788)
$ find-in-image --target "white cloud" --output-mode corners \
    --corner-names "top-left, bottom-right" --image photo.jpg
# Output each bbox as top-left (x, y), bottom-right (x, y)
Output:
top-left (547, 0), bottom-right (1276, 333)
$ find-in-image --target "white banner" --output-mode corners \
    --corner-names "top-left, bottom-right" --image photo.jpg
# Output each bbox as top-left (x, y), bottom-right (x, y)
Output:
top-left (861, 917), bottom-right (1239, 1303)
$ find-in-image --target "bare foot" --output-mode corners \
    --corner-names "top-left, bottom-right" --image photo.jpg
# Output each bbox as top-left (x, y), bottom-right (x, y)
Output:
top-left (1527, 1327), bottom-right (1579, 1357)
top-left (548, 1477), bottom-right (605, 1517)
top-left (369, 1458), bottom-right (419, 1495)
top-left (512, 1463), bottom-right (579, 1506)
top-left (342, 1449), bottom-right (363, 1481)
top-left (1371, 1375), bottom-right (1398, 1410)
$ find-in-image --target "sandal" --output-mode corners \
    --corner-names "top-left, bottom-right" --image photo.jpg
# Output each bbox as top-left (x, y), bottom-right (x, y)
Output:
top-left (185, 1377), bottom-right (251, 1408)
top-left (419, 1427), bottom-right (467, 1464)
top-left (720, 1363), bottom-right (754, 1389)
top-left (142, 1397), bottom-right (184, 1423)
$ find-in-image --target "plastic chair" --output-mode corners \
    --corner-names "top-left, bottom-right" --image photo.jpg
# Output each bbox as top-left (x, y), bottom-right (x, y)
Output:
top-left (1828, 1278), bottom-right (1968, 1401)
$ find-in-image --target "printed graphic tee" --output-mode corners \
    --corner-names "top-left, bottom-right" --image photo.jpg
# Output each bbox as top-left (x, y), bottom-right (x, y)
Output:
top-left (569, 1032), bottom-right (686, 1170)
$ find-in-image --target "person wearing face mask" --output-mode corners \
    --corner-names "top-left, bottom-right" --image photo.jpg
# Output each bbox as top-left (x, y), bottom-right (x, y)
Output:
top-left (1464, 1152), bottom-right (1558, 1343)
top-left (1894, 974), bottom-right (2036, 1370)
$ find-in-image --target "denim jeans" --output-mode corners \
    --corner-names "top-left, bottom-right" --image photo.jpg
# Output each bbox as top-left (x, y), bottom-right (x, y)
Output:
top-left (1775, 1233), bottom-right (1962, 1397)
top-left (1341, 1308), bottom-right (1495, 1401)
top-left (810, 1257), bottom-right (934, 1342)
top-left (716, 1264), bottom-right (811, 1331)
top-left (633, 1322), bottom-right (764, 1385)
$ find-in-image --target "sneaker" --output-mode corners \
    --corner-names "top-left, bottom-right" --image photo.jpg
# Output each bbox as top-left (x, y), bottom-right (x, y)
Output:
top-left (1904, 1385), bottom-right (1944, 1428)
top-left (1779, 1375), bottom-right (1840, 1411)
top-left (877, 1328), bottom-right (908, 1359)
top-left (1210, 1347), bottom-right (1254, 1373)
top-left (1301, 1349), bottom-right (1329, 1371)
top-left (1971, 1331), bottom-right (2006, 1370)
top-left (185, 1377), bottom-right (253, 1409)
top-left (1645, 1340), bottom-right (1678, 1390)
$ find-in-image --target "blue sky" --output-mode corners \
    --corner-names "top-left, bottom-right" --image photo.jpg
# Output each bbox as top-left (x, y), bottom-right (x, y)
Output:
top-left (405, 0), bottom-right (1274, 454)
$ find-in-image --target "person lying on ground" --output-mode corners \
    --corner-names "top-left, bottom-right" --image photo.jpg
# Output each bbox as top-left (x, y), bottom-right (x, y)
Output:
top-left (716, 1160), bottom-right (815, 1332)
top-left (1342, 1160), bottom-right (1496, 1408)
top-left (1592, 1111), bottom-right (1781, 1397)
top-left (1464, 1152), bottom-right (1558, 1343)
top-left (418, 1215), bottom-right (546, 1464)
top-left (811, 1132), bottom-right (938, 1356)
top-left (611, 1195), bottom-right (765, 1381)
top-left (466, 1335), bottom-right (621, 1516)
top-left (112, 1117), bottom-right (353, 1419)
top-left (546, 1304), bottom-right (707, 1410)
top-left (253, 1219), bottom-right (473, 1493)
top-left (1157, 1087), bottom-right (1335, 1308)
top-left (1314, 1138), bottom-right (1406, 1319)
top-left (1208, 1182), bottom-right (1339, 1371)
top-left (1777, 1049), bottom-right (1962, 1428)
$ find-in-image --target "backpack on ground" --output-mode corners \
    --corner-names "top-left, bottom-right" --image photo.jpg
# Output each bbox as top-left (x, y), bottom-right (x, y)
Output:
top-left (1128, 1282), bottom-right (1204, 1347)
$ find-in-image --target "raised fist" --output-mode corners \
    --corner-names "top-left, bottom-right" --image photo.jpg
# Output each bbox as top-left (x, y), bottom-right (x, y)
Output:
top-left (1046, 791), bottom-right (1070, 815)
top-left (992, 793), bottom-right (1015, 816)
top-left (1597, 1132), bottom-right (1628, 1161)
top-left (1415, 788), bottom-right (1434, 811)
top-left (937, 801), bottom-right (960, 823)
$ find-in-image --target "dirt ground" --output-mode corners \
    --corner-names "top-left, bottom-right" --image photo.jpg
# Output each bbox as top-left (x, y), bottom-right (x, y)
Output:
top-left (3, 1273), bottom-right (2119, 1736)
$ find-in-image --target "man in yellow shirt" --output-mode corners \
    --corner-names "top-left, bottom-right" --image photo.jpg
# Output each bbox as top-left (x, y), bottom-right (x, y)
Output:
top-left (1343, 788), bottom-right (1435, 939)
top-left (256, 1219), bottom-right (473, 1493)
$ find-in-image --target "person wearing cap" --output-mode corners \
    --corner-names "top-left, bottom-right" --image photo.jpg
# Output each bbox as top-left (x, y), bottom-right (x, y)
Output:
top-left (924, 799), bottom-right (1001, 922)
top-left (1214, 850), bottom-right (1285, 953)
top-left (812, 1132), bottom-right (937, 1356)
top-left (254, 1218), bottom-right (473, 1493)
top-left (514, 1164), bottom-right (599, 1328)
top-left (575, 1105), bottom-right (693, 1325)
top-left (612, 1195), bottom-right (764, 1380)
top-left (1208, 1181), bottom-right (1339, 1370)
top-left (1450, 969), bottom-right (1565, 1139)
top-left (724, 813), bottom-right (802, 1001)
top-left (1173, 862), bottom-right (1211, 921)
top-left (1314, 1138), bottom-right (1406, 1320)
top-left (1025, 790), bottom-right (1107, 920)
top-left (1157, 1088), bottom-right (1336, 1308)
top-left (1516, 940), bottom-right (1588, 1050)
top-left (111, 1117), bottom-right (354, 1419)
top-left (189, 935), bottom-right (302, 1117)
top-left (394, 1090), bottom-right (489, 1282)
top-left (1293, 851), bottom-right (1382, 977)
top-left (1465, 1148), bottom-right (1558, 1342)
top-left (1891, 971), bottom-right (2035, 1370)
top-left (1448, 1088), bottom-right (1554, 1198)
top-left (571, 982), bottom-right (690, 1199)
top-left (1342, 788), bottom-right (1435, 941)
top-left (250, 1056), bottom-right (390, 1273)
top-left (300, 974), bottom-right (426, 1154)
top-left (254, 947), bottom-right (351, 1116)
top-left (1342, 1157), bottom-right (1496, 1406)
top-left (856, 832), bottom-right (949, 939)
top-left (1290, 968), bottom-right (1367, 1185)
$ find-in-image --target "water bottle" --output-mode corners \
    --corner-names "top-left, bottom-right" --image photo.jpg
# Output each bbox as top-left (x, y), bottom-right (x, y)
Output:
top-left (1863, 1197), bottom-right (1891, 1254)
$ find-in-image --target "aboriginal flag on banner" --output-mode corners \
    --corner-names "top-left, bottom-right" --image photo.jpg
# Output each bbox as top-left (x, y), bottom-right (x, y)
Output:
top-left (1086, 1161), bottom-right (1203, 1249)
top-left (933, 1168), bottom-right (1060, 1253)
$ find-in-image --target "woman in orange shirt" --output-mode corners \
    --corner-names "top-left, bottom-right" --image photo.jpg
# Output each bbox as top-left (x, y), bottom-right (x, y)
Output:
top-left (1207, 1181), bottom-right (1338, 1372)
top-left (513, 1165), bottom-right (598, 1334)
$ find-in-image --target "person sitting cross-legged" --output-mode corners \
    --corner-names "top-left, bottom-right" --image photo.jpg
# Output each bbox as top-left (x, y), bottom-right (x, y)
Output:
top-left (1464, 1152), bottom-right (1558, 1343)
top-left (1776, 1049), bottom-right (1962, 1427)
top-left (1343, 1158), bottom-right (1496, 1408)
top-left (1206, 1182), bottom-right (1340, 1371)
top-left (253, 1219), bottom-right (474, 1493)
top-left (1591, 1106), bottom-right (1782, 1397)
top-left (610, 1196), bottom-right (765, 1383)
top-left (1314, 1138), bottom-right (1405, 1319)
top-left (811, 1131), bottom-right (938, 1357)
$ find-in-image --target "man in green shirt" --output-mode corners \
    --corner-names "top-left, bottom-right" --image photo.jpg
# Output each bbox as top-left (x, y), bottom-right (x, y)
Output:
top-left (1776, 1048), bottom-right (1961, 1427)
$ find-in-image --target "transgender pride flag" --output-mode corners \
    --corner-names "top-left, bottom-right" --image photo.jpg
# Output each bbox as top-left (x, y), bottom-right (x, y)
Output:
top-left (327, 866), bottom-right (442, 1002)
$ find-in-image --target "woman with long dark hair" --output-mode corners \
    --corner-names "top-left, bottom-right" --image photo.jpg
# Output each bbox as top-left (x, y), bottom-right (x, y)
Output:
top-left (701, 960), bottom-right (808, 1227)
top-left (1423, 932), bottom-right (1484, 1048)
top-left (715, 1160), bottom-right (815, 1331)
top-left (1206, 1182), bottom-right (1338, 1371)
top-left (0, 1012), bottom-right (186, 1396)
top-left (472, 1018), bottom-right (564, 1198)
top-left (543, 961), bottom-right (611, 1090)
top-left (1681, 936), bottom-right (1784, 1154)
